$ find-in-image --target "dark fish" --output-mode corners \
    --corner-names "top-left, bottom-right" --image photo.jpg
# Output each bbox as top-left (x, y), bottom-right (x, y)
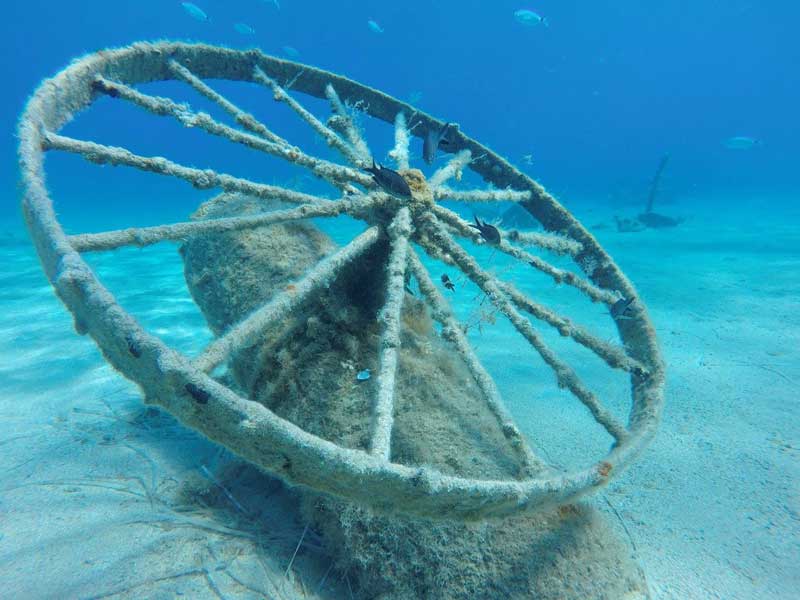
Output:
top-left (423, 122), bottom-right (455, 164)
top-left (470, 216), bottom-right (501, 245)
top-left (441, 274), bottom-right (455, 291)
top-left (364, 160), bottom-right (412, 198)
top-left (610, 297), bottom-right (636, 319)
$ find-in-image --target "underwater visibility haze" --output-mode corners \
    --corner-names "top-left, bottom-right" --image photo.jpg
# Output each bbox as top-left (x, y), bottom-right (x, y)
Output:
top-left (1, 1), bottom-right (798, 599)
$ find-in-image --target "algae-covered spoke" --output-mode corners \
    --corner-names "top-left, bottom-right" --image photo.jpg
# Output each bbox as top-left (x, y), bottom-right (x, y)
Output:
top-left (68, 195), bottom-right (378, 253)
top-left (429, 205), bottom-right (613, 303)
top-left (194, 226), bottom-right (381, 373)
top-left (408, 249), bottom-right (550, 475)
top-left (253, 66), bottom-right (364, 168)
top-left (495, 280), bottom-right (648, 376)
top-left (169, 60), bottom-right (285, 145)
top-left (505, 229), bottom-right (583, 257)
top-left (325, 84), bottom-right (371, 165)
top-left (43, 132), bottom-right (328, 206)
top-left (429, 150), bottom-right (472, 187)
top-left (499, 240), bottom-right (619, 305)
top-left (433, 186), bottom-right (532, 204)
top-left (389, 112), bottom-right (410, 170)
top-left (92, 76), bottom-right (373, 191)
top-left (431, 205), bottom-right (582, 258)
top-left (369, 208), bottom-right (412, 460)
top-left (419, 213), bottom-right (629, 442)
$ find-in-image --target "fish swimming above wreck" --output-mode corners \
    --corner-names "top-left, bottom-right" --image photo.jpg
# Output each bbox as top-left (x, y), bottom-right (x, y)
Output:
top-left (514, 9), bottom-right (548, 27)
top-left (470, 216), bottom-right (502, 244)
top-left (181, 2), bottom-right (209, 22)
top-left (364, 160), bottom-right (412, 198)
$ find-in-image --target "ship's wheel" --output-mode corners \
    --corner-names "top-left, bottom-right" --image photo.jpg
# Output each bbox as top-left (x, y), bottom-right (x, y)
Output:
top-left (18, 42), bottom-right (664, 519)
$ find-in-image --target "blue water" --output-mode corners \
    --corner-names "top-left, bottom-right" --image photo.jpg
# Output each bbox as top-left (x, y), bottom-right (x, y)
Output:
top-left (2, 2), bottom-right (798, 599)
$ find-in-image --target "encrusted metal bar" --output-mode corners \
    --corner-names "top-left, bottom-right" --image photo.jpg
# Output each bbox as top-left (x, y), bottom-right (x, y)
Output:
top-left (499, 240), bottom-right (619, 305)
top-left (495, 281), bottom-right (648, 376)
top-left (325, 84), bottom-right (371, 165)
top-left (92, 76), bottom-right (373, 191)
top-left (68, 195), bottom-right (378, 253)
top-left (431, 205), bottom-right (614, 302)
top-left (433, 187), bottom-right (531, 203)
top-left (408, 250), bottom-right (550, 475)
top-left (253, 66), bottom-right (364, 167)
top-left (429, 150), bottom-right (472, 187)
top-left (419, 213), bottom-right (629, 442)
top-left (389, 112), bottom-right (410, 170)
top-left (43, 132), bottom-right (327, 206)
top-left (194, 226), bottom-right (381, 373)
top-left (432, 205), bottom-right (583, 257)
top-left (169, 60), bottom-right (284, 144)
top-left (370, 208), bottom-right (412, 460)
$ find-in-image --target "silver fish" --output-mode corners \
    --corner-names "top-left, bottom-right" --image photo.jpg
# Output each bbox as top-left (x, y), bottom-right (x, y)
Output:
top-left (514, 9), bottom-right (548, 27)
top-left (724, 136), bottom-right (759, 150)
top-left (181, 2), bottom-right (209, 22)
top-left (234, 23), bottom-right (255, 35)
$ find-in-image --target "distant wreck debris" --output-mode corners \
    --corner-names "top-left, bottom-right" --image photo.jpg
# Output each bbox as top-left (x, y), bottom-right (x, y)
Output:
top-left (615, 153), bottom-right (683, 232)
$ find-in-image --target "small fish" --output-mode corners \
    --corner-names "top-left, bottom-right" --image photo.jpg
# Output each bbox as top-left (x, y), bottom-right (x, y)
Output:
top-left (264, 0), bottom-right (280, 9)
top-left (441, 274), bottom-right (455, 292)
top-left (181, 2), bottom-right (209, 22)
top-left (514, 9), bottom-right (548, 27)
top-left (423, 122), bottom-right (455, 165)
top-left (610, 297), bottom-right (636, 320)
top-left (724, 136), bottom-right (759, 150)
top-left (282, 45), bottom-right (300, 58)
top-left (234, 23), bottom-right (255, 35)
top-left (356, 369), bottom-right (371, 381)
top-left (367, 19), bottom-right (384, 34)
top-left (364, 160), bottom-right (412, 198)
top-left (521, 154), bottom-right (534, 165)
top-left (470, 216), bottom-right (502, 245)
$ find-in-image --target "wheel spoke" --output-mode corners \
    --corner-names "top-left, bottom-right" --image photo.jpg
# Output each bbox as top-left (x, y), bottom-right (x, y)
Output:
top-left (92, 76), bottom-right (374, 192)
top-left (408, 249), bottom-right (550, 475)
top-left (43, 132), bottom-right (328, 206)
top-left (388, 112), bottom-right (410, 170)
top-left (433, 186), bottom-right (531, 203)
top-left (68, 195), bottom-right (379, 253)
top-left (429, 150), bottom-right (472, 187)
top-left (432, 205), bottom-right (582, 257)
top-left (194, 226), bottom-right (381, 373)
top-left (419, 213), bottom-right (629, 442)
top-left (369, 208), bottom-right (412, 460)
top-left (499, 240), bottom-right (619, 304)
top-left (431, 206), bottom-right (614, 303)
top-left (169, 60), bottom-right (284, 144)
top-left (253, 67), bottom-right (365, 168)
top-left (495, 281), bottom-right (648, 376)
top-left (325, 84), bottom-right (371, 165)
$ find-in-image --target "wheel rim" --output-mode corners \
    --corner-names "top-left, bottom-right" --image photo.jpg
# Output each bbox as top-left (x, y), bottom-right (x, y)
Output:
top-left (18, 41), bottom-right (665, 519)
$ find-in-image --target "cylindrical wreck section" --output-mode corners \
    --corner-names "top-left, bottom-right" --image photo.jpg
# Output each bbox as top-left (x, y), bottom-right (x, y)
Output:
top-left (181, 194), bottom-right (650, 600)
